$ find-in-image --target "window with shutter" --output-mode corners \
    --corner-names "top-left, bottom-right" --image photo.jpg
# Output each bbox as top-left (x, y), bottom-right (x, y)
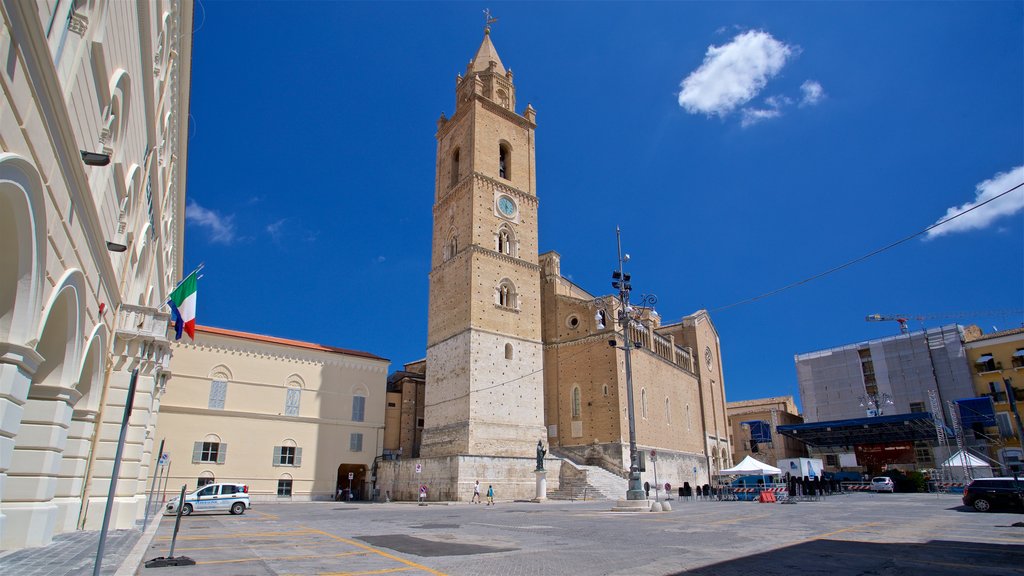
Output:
top-left (285, 388), bottom-right (301, 416)
top-left (273, 446), bottom-right (283, 466)
top-left (294, 447), bottom-right (302, 467)
top-left (352, 395), bottom-right (366, 422)
top-left (350, 433), bottom-right (363, 452)
top-left (209, 380), bottom-right (227, 410)
top-left (217, 443), bottom-right (227, 464)
top-left (997, 413), bottom-right (1014, 438)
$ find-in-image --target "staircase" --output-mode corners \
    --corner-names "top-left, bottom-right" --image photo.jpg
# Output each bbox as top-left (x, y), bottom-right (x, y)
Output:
top-left (549, 459), bottom-right (627, 501)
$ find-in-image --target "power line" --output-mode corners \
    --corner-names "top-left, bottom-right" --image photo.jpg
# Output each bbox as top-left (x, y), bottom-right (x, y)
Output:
top-left (711, 181), bottom-right (1024, 313)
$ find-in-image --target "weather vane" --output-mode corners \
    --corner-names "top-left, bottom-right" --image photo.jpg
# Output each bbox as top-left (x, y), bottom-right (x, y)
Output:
top-left (483, 8), bottom-right (498, 33)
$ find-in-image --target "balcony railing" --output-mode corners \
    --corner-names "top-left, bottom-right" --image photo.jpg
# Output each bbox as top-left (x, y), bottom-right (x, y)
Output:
top-left (117, 303), bottom-right (171, 340)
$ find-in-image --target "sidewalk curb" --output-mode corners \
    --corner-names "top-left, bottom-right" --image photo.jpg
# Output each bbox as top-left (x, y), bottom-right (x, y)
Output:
top-left (115, 516), bottom-right (164, 576)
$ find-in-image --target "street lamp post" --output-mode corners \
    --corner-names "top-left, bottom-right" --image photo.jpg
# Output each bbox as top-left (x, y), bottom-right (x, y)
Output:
top-left (859, 392), bottom-right (894, 416)
top-left (594, 227), bottom-right (656, 501)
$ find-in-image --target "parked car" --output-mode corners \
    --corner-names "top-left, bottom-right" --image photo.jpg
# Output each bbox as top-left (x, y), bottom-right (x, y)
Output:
top-left (870, 477), bottom-right (895, 493)
top-left (165, 482), bottom-right (250, 516)
top-left (962, 477), bottom-right (1024, 512)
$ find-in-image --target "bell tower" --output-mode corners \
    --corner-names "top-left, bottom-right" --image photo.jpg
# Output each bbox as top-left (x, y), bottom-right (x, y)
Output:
top-left (421, 27), bottom-right (545, 458)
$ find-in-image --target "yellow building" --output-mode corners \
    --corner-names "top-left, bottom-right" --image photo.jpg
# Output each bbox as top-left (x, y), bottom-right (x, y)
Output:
top-left (0, 0), bottom-right (191, 550)
top-left (964, 326), bottom-right (1024, 473)
top-left (157, 326), bottom-right (389, 501)
top-left (727, 396), bottom-right (807, 466)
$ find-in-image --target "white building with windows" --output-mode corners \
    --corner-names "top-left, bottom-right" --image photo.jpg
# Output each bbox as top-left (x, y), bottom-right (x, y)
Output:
top-left (156, 326), bottom-right (389, 501)
top-left (0, 0), bottom-right (192, 550)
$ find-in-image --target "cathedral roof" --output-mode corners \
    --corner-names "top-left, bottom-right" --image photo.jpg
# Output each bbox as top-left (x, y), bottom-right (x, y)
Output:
top-left (470, 29), bottom-right (506, 75)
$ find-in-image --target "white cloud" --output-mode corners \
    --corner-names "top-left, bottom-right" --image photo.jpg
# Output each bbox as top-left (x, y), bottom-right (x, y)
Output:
top-left (678, 30), bottom-right (795, 117)
top-left (800, 80), bottom-right (825, 106)
top-left (740, 106), bottom-right (782, 127)
top-left (925, 165), bottom-right (1024, 239)
top-left (266, 218), bottom-right (287, 242)
top-left (186, 200), bottom-right (236, 244)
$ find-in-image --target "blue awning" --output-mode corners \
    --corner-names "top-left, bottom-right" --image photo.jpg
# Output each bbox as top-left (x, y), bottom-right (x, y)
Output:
top-left (776, 412), bottom-right (939, 448)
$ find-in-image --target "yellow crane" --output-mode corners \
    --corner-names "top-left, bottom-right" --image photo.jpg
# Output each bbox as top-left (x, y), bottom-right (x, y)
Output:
top-left (866, 310), bottom-right (1024, 334)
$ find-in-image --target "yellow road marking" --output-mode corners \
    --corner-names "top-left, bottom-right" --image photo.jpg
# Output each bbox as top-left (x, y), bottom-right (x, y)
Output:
top-left (318, 568), bottom-right (413, 576)
top-left (156, 529), bottom-right (316, 541)
top-left (807, 522), bottom-right (883, 541)
top-left (252, 510), bottom-right (280, 520)
top-left (710, 513), bottom-right (772, 525)
top-left (176, 541), bottom-right (331, 552)
top-left (197, 550), bottom-right (368, 565)
top-left (304, 528), bottom-right (448, 576)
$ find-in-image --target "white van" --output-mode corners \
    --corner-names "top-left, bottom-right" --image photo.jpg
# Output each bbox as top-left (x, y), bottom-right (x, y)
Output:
top-left (165, 482), bottom-right (250, 516)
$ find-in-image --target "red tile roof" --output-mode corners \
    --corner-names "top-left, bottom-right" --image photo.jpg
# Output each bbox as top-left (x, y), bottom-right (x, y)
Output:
top-left (191, 325), bottom-right (388, 361)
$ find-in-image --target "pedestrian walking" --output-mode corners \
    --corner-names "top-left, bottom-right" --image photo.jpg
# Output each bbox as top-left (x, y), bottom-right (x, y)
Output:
top-left (472, 480), bottom-right (481, 503)
top-left (486, 485), bottom-right (494, 506)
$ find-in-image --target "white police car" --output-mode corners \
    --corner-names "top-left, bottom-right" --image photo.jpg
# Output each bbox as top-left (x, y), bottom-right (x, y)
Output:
top-left (165, 482), bottom-right (250, 516)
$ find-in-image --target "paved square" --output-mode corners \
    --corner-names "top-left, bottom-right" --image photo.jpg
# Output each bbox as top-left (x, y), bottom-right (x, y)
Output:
top-left (138, 493), bottom-right (1023, 576)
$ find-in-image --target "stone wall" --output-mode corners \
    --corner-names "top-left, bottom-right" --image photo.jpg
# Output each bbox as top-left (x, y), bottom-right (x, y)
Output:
top-left (376, 455), bottom-right (561, 502)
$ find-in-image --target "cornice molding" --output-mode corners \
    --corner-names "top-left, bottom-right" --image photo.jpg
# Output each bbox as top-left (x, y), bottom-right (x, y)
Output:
top-left (171, 340), bottom-right (388, 374)
top-left (159, 404), bottom-right (385, 429)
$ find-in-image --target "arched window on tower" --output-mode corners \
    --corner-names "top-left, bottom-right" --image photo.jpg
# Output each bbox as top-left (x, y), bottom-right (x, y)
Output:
top-left (496, 279), bottom-right (517, 309)
top-left (444, 230), bottom-right (458, 261)
top-left (496, 225), bottom-right (515, 256)
top-left (505, 343), bottom-right (513, 360)
top-left (571, 386), bottom-right (581, 418)
top-left (451, 148), bottom-right (460, 188)
top-left (499, 143), bottom-right (511, 180)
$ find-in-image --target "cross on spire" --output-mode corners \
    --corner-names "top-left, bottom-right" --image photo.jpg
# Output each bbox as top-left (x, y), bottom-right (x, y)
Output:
top-left (483, 8), bottom-right (498, 34)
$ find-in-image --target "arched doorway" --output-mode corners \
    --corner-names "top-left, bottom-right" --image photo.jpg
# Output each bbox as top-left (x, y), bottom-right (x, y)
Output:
top-left (336, 463), bottom-right (367, 501)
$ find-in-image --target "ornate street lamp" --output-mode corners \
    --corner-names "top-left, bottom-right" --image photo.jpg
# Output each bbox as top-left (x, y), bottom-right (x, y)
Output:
top-left (859, 392), bottom-right (894, 416)
top-left (594, 227), bottom-right (656, 501)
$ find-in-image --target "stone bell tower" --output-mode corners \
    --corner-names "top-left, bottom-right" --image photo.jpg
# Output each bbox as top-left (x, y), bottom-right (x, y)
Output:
top-left (420, 26), bottom-right (546, 458)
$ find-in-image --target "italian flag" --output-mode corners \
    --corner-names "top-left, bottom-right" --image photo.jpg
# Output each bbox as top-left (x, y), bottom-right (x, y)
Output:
top-left (168, 270), bottom-right (198, 340)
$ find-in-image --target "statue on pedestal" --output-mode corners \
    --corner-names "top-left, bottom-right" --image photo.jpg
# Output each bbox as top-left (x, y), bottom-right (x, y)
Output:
top-left (536, 440), bottom-right (546, 471)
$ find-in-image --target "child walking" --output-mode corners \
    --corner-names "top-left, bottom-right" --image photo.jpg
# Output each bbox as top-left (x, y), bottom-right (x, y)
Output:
top-left (486, 485), bottom-right (494, 506)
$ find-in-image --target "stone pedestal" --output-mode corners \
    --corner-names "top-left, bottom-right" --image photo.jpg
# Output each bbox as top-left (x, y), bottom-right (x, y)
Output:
top-left (611, 498), bottom-right (649, 513)
top-left (532, 470), bottom-right (546, 502)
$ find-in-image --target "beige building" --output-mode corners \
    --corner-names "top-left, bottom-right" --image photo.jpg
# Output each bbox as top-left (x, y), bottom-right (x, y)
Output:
top-left (0, 0), bottom-right (191, 549)
top-left (727, 396), bottom-right (807, 466)
top-left (157, 326), bottom-right (389, 501)
top-left (964, 326), bottom-right (1024, 473)
top-left (383, 360), bottom-right (425, 459)
top-left (378, 28), bottom-right (730, 500)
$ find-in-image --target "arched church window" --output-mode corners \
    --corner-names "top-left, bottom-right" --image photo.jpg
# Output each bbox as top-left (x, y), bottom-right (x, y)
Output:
top-left (445, 230), bottom-right (458, 261)
top-left (451, 148), bottom-right (460, 188)
top-left (496, 279), bottom-right (517, 309)
top-left (499, 143), bottom-right (511, 179)
top-left (571, 386), bottom-right (581, 418)
top-left (496, 226), bottom-right (515, 256)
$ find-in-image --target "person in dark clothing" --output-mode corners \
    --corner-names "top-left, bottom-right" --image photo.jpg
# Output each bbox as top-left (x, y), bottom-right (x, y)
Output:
top-left (644, 481), bottom-right (650, 499)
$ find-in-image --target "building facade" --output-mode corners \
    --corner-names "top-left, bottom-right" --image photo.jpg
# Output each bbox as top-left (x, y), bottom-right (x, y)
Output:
top-left (795, 324), bottom-right (976, 471)
top-left (540, 252), bottom-right (732, 488)
top-left (727, 396), bottom-right (807, 466)
top-left (157, 326), bottom-right (389, 501)
top-left (383, 359), bottom-right (425, 459)
top-left (0, 0), bottom-right (192, 549)
top-left (963, 327), bottom-right (1024, 473)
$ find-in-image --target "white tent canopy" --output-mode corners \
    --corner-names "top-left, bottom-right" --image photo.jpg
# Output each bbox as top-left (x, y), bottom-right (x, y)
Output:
top-left (941, 450), bottom-right (991, 469)
top-left (717, 455), bottom-right (782, 475)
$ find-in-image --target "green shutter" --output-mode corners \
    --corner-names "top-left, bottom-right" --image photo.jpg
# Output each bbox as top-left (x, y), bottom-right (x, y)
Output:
top-left (192, 442), bottom-right (202, 463)
top-left (217, 443), bottom-right (227, 464)
top-left (273, 446), bottom-right (282, 466)
top-left (295, 447), bottom-right (302, 467)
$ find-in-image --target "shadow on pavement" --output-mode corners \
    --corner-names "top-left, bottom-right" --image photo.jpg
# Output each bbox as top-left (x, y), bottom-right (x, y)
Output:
top-left (672, 539), bottom-right (1024, 576)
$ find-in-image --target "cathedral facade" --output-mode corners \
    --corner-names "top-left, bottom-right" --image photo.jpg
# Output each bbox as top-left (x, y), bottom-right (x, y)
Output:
top-left (378, 28), bottom-right (730, 500)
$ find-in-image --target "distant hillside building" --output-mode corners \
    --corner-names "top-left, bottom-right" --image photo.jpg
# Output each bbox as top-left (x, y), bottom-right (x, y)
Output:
top-left (795, 324), bottom-right (977, 471)
top-left (158, 326), bottom-right (389, 501)
top-left (963, 327), bottom-right (1024, 473)
top-left (727, 396), bottom-right (807, 466)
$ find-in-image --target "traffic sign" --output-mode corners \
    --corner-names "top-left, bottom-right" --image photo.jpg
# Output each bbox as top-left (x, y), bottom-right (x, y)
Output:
top-left (650, 450), bottom-right (657, 461)
top-left (348, 472), bottom-right (354, 480)
top-left (415, 463), bottom-right (422, 474)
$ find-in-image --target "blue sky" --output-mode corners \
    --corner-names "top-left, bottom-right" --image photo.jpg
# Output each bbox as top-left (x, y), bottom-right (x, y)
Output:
top-left (183, 2), bottom-right (1023, 406)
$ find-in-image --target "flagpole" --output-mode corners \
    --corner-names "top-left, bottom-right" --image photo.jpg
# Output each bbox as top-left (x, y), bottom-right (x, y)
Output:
top-left (157, 263), bottom-right (204, 311)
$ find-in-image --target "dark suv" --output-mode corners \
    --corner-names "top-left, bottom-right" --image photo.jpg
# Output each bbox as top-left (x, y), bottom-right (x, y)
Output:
top-left (962, 477), bottom-right (1023, 512)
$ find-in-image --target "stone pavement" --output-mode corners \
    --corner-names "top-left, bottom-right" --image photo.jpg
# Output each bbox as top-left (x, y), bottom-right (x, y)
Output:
top-left (129, 492), bottom-right (1024, 576)
top-left (0, 513), bottom-right (162, 576)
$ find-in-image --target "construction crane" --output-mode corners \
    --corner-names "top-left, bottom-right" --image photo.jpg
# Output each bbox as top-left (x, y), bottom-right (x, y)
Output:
top-left (866, 310), bottom-right (1024, 334)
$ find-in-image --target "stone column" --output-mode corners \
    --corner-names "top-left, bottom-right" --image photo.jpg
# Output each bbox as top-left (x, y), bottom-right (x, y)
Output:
top-left (51, 408), bottom-right (97, 532)
top-left (0, 344), bottom-right (42, 546)
top-left (82, 365), bottom-right (154, 530)
top-left (533, 469), bottom-right (547, 502)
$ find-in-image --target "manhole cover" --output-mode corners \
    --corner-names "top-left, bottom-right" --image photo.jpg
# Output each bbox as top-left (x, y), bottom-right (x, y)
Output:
top-left (356, 534), bottom-right (518, 557)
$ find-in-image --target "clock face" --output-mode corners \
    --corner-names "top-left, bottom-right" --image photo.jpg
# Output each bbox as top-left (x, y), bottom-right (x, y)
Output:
top-left (705, 347), bottom-right (714, 370)
top-left (498, 196), bottom-right (516, 217)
